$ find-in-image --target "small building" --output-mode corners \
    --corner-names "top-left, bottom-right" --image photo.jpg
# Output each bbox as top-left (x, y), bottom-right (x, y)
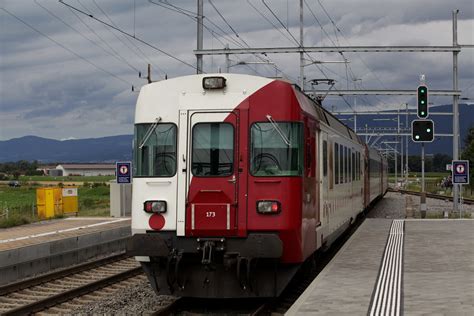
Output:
top-left (55, 164), bottom-right (116, 176)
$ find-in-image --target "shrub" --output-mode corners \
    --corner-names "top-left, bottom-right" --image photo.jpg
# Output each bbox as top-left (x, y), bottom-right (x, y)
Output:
top-left (0, 216), bottom-right (31, 228)
top-left (81, 198), bottom-right (95, 208)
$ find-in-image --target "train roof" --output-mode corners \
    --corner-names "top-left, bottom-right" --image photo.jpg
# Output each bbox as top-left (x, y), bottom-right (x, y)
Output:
top-left (135, 73), bottom-right (364, 147)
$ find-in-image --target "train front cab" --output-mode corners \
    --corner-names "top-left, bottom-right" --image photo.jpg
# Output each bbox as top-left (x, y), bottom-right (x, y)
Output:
top-left (128, 76), bottom-right (312, 298)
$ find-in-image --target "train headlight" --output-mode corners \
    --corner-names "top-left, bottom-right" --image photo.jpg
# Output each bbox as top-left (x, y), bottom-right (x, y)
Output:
top-left (202, 76), bottom-right (226, 89)
top-left (257, 200), bottom-right (281, 214)
top-left (144, 201), bottom-right (167, 213)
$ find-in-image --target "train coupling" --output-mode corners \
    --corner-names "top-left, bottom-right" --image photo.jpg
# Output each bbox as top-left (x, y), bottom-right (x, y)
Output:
top-left (196, 238), bottom-right (226, 265)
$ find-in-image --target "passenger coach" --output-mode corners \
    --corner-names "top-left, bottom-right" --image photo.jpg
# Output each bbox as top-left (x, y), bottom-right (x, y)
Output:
top-left (128, 74), bottom-right (387, 298)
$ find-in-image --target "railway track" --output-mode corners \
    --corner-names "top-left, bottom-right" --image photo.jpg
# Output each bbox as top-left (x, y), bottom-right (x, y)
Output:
top-left (0, 253), bottom-right (144, 315)
top-left (152, 212), bottom-right (368, 316)
top-left (391, 188), bottom-right (474, 205)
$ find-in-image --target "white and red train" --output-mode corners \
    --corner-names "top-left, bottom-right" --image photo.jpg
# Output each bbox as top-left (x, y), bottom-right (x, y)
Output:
top-left (128, 74), bottom-right (388, 298)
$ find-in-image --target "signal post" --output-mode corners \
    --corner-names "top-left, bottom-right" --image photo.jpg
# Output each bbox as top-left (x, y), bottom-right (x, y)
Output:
top-left (412, 82), bottom-right (434, 218)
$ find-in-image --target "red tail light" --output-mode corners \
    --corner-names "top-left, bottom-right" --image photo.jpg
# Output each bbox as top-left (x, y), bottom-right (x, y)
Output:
top-left (257, 200), bottom-right (281, 214)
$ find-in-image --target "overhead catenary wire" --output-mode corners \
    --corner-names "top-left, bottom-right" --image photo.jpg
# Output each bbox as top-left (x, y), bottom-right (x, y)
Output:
top-left (258, 0), bottom-right (355, 110)
top-left (67, 5), bottom-right (142, 74)
top-left (208, 0), bottom-right (251, 48)
top-left (303, 0), bottom-right (385, 110)
top-left (246, 0), bottom-right (296, 45)
top-left (34, 0), bottom-right (141, 75)
top-left (91, 0), bottom-right (167, 78)
top-left (59, 0), bottom-right (201, 72)
top-left (316, 0), bottom-right (397, 106)
top-left (150, 0), bottom-right (293, 80)
top-left (1, 7), bottom-right (132, 87)
top-left (206, 0), bottom-right (269, 76)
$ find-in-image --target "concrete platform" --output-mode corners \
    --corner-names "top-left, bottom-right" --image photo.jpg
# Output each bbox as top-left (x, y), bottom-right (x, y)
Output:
top-left (287, 219), bottom-right (474, 315)
top-left (0, 217), bottom-right (131, 285)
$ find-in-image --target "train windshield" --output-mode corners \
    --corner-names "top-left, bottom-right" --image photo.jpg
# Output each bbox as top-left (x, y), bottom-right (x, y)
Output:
top-left (192, 123), bottom-right (234, 177)
top-left (134, 123), bottom-right (177, 177)
top-left (250, 122), bottom-right (303, 176)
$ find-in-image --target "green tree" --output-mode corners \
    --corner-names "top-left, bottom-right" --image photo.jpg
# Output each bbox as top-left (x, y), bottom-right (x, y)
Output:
top-left (461, 125), bottom-right (474, 194)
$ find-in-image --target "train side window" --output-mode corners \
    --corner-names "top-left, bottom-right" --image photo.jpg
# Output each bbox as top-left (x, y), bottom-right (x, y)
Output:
top-left (356, 152), bottom-right (359, 180)
top-left (344, 147), bottom-right (349, 183)
top-left (250, 122), bottom-right (303, 176)
top-left (346, 147), bottom-right (350, 183)
top-left (134, 123), bottom-right (177, 177)
top-left (352, 151), bottom-right (355, 181)
top-left (347, 148), bottom-right (352, 182)
top-left (335, 143), bottom-right (339, 185)
top-left (329, 141), bottom-right (333, 189)
top-left (323, 140), bottom-right (328, 177)
top-left (358, 152), bottom-right (361, 180)
top-left (341, 145), bottom-right (345, 184)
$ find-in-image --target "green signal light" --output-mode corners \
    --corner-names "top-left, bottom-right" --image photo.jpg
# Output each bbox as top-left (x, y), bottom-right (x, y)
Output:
top-left (415, 135), bottom-right (420, 140)
top-left (421, 111), bottom-right (425, 115)
top-left (427, 128), bottom-right (431, 132)
top-left (421, 100), bottom-right (425, 104)
top-left (420, 89), bottom-right (425, 93)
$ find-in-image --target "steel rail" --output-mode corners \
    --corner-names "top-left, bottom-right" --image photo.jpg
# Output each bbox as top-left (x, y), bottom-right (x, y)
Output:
top-left (390, 188), bottom-right (474, 205)
top-left (0, 252), bottom-right (129, 296)
top-left (3, 266), bottom-right (143, 316)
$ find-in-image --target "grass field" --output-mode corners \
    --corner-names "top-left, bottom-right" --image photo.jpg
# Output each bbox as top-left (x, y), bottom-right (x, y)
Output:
top-left (0, 184), bottom-right (111, 228)
top-left (17, 175), bottom-right (115, 182)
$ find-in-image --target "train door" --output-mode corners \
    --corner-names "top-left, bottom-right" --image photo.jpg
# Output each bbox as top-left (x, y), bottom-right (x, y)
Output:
top-left (183, 110), bottom-right (242, 237)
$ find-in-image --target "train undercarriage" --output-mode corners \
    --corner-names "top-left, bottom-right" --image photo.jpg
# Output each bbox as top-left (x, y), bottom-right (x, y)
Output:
top-left (128, 232), bottom-right (299, 298)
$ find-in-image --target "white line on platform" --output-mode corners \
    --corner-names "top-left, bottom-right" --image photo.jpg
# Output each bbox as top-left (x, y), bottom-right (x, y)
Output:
top-left (0, 218), bottom-right (130, 244)
top-left (369, 219), bottom-right (404, 316)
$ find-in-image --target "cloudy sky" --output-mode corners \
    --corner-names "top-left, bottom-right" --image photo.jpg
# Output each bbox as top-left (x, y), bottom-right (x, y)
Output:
top-left (1, 0), bottom-right (473, 141)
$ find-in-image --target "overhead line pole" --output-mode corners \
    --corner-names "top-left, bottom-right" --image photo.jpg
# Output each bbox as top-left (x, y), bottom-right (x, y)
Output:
top-left (299, 0), bottom-right (304, 90)
top-left (453, 9), bottom-right (460, 215)
top-left (405, 103), bottom-right (409, 188)
top-left (196, 0), bottom-right (204, 74)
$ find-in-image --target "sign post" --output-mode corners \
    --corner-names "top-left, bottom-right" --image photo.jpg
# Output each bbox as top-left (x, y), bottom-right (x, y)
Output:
top-left (116, 162), bottom-right (132, 184)
top-left (452, 160), bottom-right (469, 218)
top-left (452, 160), bottom-right (469, 184)
top-left (115, 162), bottom-right (132, 217)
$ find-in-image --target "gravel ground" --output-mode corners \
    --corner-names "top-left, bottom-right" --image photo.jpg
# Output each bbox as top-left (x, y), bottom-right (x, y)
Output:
top-left (367, 191), bottom-right (474, 219)
top-left (71, 278), bottom-right (175, 315)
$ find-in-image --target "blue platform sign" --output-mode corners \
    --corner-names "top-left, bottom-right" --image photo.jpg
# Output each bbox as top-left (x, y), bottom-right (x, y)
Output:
top-left (452, 160), bottom-right (469, 184)
top-left (116, 161), bottom-right (132, 184)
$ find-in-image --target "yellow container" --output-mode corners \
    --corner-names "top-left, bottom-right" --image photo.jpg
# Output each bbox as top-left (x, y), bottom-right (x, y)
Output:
top-left (62, 187), bottom-right (78, 215)
top-left (36, 187), bottom-right (63, 219)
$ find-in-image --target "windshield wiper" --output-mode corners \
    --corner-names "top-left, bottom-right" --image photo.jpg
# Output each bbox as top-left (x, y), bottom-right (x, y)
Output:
top-left (266, 115), bottom-right (291, 146)
top-left (138, 117), bottom-right (162, 149)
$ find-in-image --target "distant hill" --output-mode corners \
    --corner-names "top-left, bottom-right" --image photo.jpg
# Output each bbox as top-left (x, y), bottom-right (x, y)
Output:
top-left (0, 103), bottom-right (472, 162)
top-left (0, 135), bottom-right (133, 163)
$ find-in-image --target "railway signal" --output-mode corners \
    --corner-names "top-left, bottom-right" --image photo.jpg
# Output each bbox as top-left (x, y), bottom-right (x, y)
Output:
top-left (411, 119), bottom-right (434, 142)
top-left (417, 85), bottom-right (429, 118)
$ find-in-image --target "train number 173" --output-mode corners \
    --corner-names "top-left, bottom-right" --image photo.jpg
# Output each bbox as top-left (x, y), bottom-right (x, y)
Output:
top-left (206, 211), bottom-right (216, 218)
